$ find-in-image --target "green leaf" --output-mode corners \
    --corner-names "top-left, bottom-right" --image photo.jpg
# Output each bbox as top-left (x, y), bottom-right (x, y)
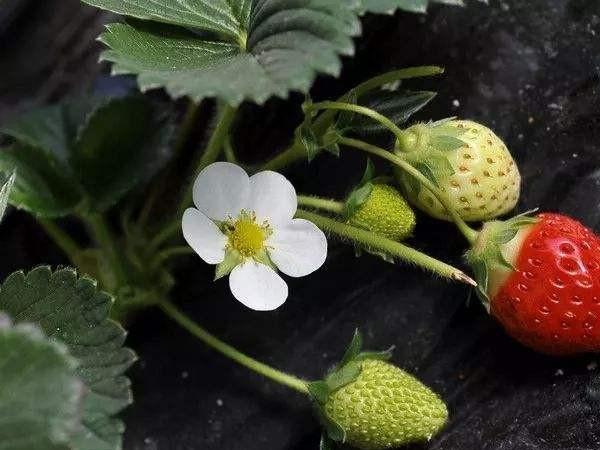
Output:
top-left (0, 315), bottom-right (83, 450)
top-left (0, 267), bottom-right (136, 450)
top-left (357, 0), bottom-right (464, 14)
top-left (346, 91), bottom-right (436, 135)
top-left (0, 143), bottom-right (82, 217)
top-left (0, 171), bottom-right (15, 222)
top-left (82, 0), bottom-right (361, 105)
top-left (0, 96), bottom-right (173, 217)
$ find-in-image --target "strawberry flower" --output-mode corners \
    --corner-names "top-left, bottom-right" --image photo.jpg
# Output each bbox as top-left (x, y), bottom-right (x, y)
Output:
top-left (182, 162), bottom-right (328, 311)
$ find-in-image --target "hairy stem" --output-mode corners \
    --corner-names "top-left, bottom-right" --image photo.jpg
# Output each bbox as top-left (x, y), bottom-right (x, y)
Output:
top-left (296, 209), bottom-right (475, 285)
top-left (151, 246), bottom-right (194, 270)
top-left (150, 220), bottom-right (181, 250)
top-left (309, 101), bottom-right (405, 141)
top-left (339, 137), bottom-right (479, 245)
top-left (260, 66), bottom-right (444, 172)
top-left (297, 195), bottom-right (345, 215)
top-left (139, 100), bottom-right (202, 227)
top-left (37, 219), bottom-right (82, 264)
top-left (84, 214), bottom-right (129, 286)
top-left (160, 300), bottom-right (309, 394)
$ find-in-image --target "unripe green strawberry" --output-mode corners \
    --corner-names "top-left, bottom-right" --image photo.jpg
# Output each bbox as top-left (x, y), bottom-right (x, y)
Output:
top-left (325, 359), bottom-right (447, 450)
top-left (349, 184), bottom-right (416, 241)
top-left (395, 119), bottom-right (521, 222)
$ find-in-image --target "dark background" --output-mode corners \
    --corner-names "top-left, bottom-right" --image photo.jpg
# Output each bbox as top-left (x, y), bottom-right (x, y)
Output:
top-left (1, 0), bottom-right (600, 449)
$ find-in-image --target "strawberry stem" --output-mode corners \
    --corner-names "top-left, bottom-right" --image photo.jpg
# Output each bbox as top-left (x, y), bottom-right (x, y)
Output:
top-left (307, 101), bottom-right (405, 142)
top-left (338, 137), bottom-right (479, 245)
top-left (260, 66), bottom-right (444, 172)
top-left (297, 195), bottom-right (345, 215)
top-left (160, 300), bottom-right (310, 395)
top-left (296, 209), bottom-right (476, 285)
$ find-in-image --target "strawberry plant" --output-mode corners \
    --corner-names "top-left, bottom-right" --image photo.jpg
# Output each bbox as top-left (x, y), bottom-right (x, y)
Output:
top-left (0, 1), bottom-right (594, 450)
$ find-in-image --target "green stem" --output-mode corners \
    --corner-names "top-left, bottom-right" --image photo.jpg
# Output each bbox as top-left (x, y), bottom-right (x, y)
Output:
top-left (297, 195), bottom-right (345, 215)
top-left (178, 104), bottom-right (238, 214)
top-left (150, 220), bottom-right (181, 250)
top-left (160, 300), bottom-right (309, 395)
top-left (151, 246), bottom-right (194, 269)
top-left (349, 66), bottom-right (444, 98)
top-left (37, 219), bottom-right (82, 263)
top-left (339, 137), bottom-right (478, 245)
top-left (261, 141), bottom-right (305, 172)
top-left (223, 135), bottom-right (239, 165)
top-left (296, 209), bottom-right (475, 285)
top-left (84, 214), bottom-right (129, 286)
top-left (139, 100), bottom-right (202, 227)
top-left (309, 101), bottom-right (405, 142)
top-left (260, 66), bottom-right (444, 172)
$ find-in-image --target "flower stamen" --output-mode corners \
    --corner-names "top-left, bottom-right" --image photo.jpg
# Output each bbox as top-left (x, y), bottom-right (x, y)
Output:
top-left (226, 211), bottom-right (271, 257)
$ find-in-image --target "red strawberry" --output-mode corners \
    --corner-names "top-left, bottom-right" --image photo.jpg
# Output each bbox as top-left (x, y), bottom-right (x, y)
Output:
top-left (467, 213), bottom-right (600, 355)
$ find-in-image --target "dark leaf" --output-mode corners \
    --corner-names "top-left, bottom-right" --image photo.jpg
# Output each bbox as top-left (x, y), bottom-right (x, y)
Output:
top-left (82, 0), bottom-right (361, 105)
top-left (0, 315), bottom-right (83, 450)
top-left (0, 96), bottom-right (173, 217)
top-left (0, 267), bottom-right (136, 450)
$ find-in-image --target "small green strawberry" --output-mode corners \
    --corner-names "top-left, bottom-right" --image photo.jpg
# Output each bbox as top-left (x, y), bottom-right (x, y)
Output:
top-left (348, 184), bottom-right (416, 241)
top-left (326, 359), bottom-right (448, 450)
top-left (394, 119), bottom-right (521, 222)
top-left (309, 331), bottom-right (448, 450)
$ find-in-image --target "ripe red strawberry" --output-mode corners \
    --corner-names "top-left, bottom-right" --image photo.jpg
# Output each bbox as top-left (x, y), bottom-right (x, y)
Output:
top-left (467, 213), bottom-right (600, 355)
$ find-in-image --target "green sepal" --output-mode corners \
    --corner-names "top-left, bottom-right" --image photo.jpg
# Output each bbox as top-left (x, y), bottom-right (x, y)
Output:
top-left (395, 119), bottom-right (467, 196)
top-left (338, 328), bottom-right (363, 367)
top-left (466, 212), bottom-right (539, 307)
top-left (297, 68), bottom-right (442, 163)
top-left (320, 433), bottom-right (337, 450)
top-left (325, 361), bottom-right (362, 392)
top-left (309, 329), bottom-right (397, 444)
top-left (214, 250), bottom-right (243, 281)
top-left (343, 159), bottom-right (375, 219)
top-left (354, 347), bottom-right (395, 362)
top-left (308, 381), bottom-right (331, 405)
top-left (0, 171), bottom-right (15, 222)
top-left (253, 248), bottom-right (277, 271)
top-left (296, 100), bottom-right (343, 161)
top-left (312, 403), bottom-right (346, 443)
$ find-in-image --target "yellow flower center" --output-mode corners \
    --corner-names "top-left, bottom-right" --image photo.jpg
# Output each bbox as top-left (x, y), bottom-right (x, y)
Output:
top-left (226, 212), bottom-right (269, 257)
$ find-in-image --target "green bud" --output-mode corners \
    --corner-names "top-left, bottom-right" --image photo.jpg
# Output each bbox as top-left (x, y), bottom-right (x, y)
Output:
top-left (349, 184), bottom-right (416, 241)
top-left (325, 359), bottom-right (448, 450)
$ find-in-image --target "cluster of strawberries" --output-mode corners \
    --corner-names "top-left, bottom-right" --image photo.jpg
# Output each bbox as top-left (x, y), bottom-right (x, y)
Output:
top-left (395, 119), bottom-right (600, 356)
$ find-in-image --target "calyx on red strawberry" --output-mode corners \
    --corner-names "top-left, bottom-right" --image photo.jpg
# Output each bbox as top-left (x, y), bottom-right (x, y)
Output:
top-left (466, 212), bottom-right (600, 355)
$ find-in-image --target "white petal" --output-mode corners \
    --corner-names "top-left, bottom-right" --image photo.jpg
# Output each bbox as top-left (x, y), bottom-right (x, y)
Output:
top-left (229, 262), bottom-right (288, 311)
top-left (182, 208), bottom-right (227, 264)
top-left (248, 171), bottom-right (297, 225)
top-left (193, 162), bottom-right (250, 221)
top-left (267, 219), bottom-right (328, 277)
